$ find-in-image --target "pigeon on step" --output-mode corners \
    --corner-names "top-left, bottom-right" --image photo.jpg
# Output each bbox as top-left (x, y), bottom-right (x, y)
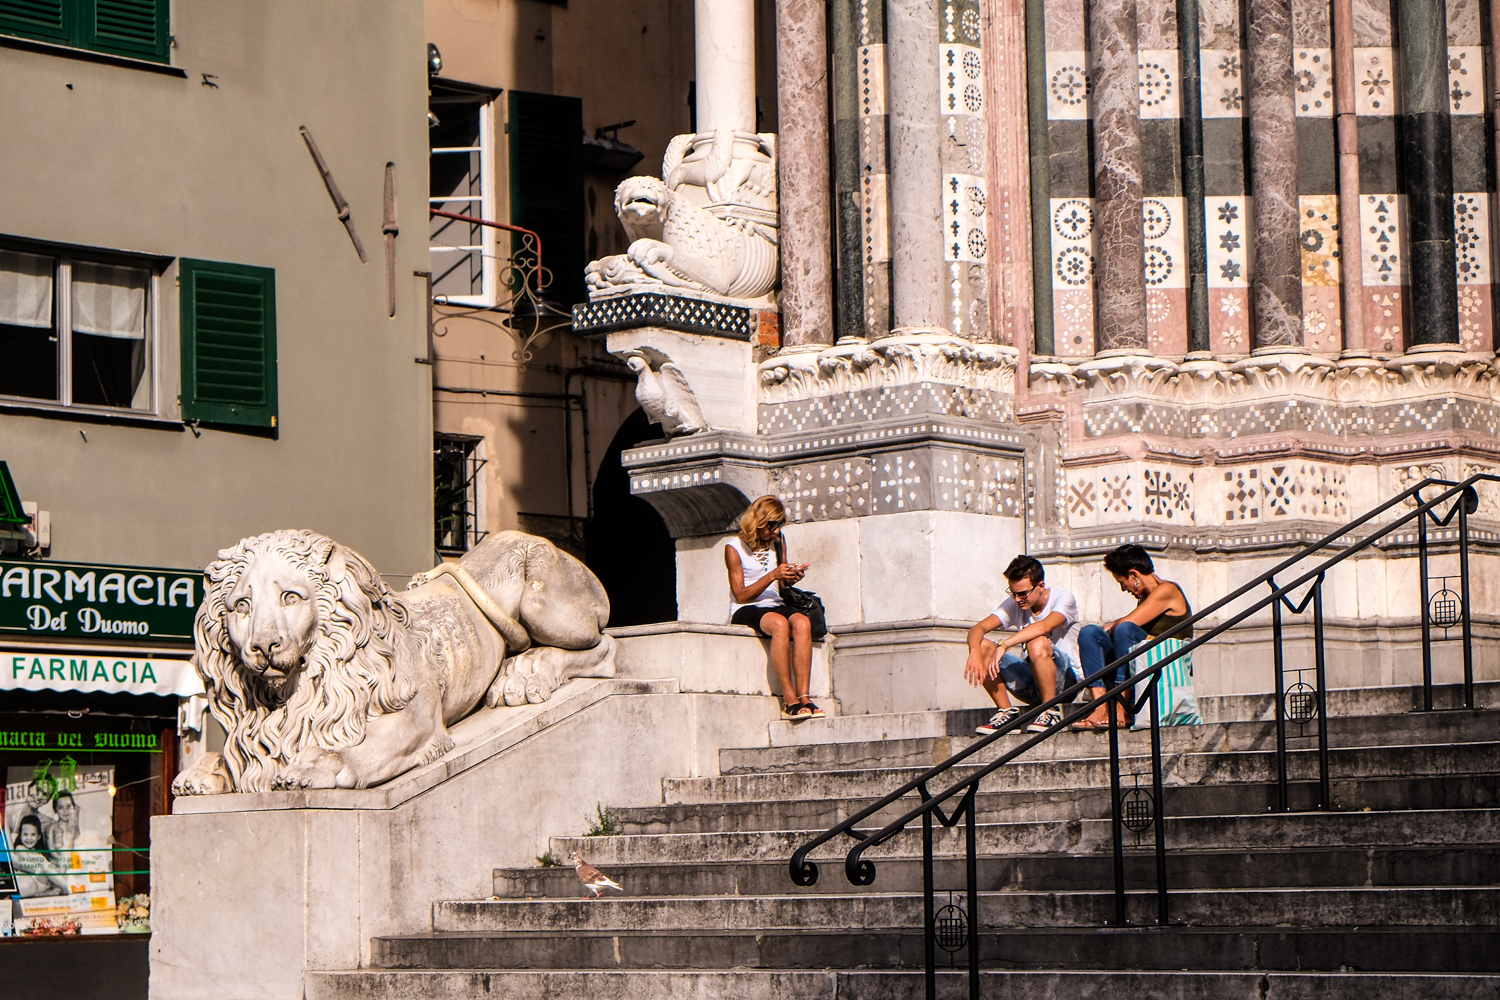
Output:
top-left (569, 850), bottom-right (623, 900)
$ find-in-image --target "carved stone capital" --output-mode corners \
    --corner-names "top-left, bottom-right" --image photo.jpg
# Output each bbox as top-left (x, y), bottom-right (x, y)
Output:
top-left (758, 333), bottom-right (1018, 402)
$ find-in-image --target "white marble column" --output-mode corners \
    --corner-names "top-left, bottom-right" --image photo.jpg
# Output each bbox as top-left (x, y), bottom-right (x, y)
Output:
top-left (696, 0), bottom-right (758, 133)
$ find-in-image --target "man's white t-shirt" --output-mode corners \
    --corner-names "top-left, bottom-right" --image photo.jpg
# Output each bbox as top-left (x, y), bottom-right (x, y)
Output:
top-left (991, 587), bottom-right (1083, 664)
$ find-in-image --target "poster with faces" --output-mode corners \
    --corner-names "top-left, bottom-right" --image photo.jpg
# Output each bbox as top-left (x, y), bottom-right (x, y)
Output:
top-left (3, 763), bottom-right (115, 900)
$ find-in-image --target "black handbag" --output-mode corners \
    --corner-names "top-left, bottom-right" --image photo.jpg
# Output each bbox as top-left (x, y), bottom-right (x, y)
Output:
top-left (773, 536), bottom-right (829, 640)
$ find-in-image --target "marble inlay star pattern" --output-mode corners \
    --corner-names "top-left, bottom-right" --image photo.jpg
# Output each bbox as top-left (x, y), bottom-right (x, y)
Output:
top-left (1448, 47), bottom-right (1484, 115)
top-left (1454, 192), bottom-right (1492, 353)
top-left (1294, 48), bottom-right (1334, 117)
top-left (1353, 48), bottom-right (1399, 115)
top-left (1200, 49), bottom-right (1247, 118)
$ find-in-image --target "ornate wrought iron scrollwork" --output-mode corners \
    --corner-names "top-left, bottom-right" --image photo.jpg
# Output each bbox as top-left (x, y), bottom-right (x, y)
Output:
top-left (432, 230), bottom-right (573, 371)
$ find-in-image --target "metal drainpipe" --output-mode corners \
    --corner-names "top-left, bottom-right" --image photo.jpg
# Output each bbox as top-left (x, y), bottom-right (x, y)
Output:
top-left (1177, 0), bottom-right (1210, 352)
top-left (1025, 0), bottom-right (1053, 354)
top-left (1331, 0), bottom-right (1365, 350)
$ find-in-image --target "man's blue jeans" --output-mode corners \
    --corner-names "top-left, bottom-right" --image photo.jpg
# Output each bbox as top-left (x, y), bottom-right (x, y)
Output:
top-left (995, 648), bottom-right (1081, 706)
top-left (1077, 621), bottom-right (1149, 701)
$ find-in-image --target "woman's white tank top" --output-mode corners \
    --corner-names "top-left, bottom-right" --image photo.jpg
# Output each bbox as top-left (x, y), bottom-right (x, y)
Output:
top-left (726, 536), bottom-right (780, 612)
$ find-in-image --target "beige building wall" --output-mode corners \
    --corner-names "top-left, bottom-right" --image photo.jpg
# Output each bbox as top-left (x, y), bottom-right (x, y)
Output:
top-left (0, 0), bottom-right (434, 579)
top-left (424, 0), bottom-right (780, 557)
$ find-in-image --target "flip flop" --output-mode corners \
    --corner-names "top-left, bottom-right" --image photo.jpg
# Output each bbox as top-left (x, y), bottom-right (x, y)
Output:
top-left (1068, 718), bottom-right (1112, 731)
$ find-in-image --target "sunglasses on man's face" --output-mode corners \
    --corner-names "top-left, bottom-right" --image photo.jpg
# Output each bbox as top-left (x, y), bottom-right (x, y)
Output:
top-left (1009, 585), bottom-right (1038, 601)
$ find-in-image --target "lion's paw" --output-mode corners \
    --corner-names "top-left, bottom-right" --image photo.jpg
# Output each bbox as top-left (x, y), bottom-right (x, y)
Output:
top-left (525, 674), bottom-right (554, 704)
top-left (273, 750), bottom-right (343, 789)
top-left (170, 752), bottom-right (232, 795)
top-left (407, 570), bottom-right (434, 590)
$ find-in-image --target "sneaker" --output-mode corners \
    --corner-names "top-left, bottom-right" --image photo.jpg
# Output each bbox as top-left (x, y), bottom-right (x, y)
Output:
top-left (1025, 706), bottom-right (1063, 733)
top-left (975, 707), bottom-right (1022, 735)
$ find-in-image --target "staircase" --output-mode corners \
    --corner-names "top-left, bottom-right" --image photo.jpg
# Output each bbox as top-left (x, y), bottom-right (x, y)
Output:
top-left (307, 681), bottom-right (1500, 999)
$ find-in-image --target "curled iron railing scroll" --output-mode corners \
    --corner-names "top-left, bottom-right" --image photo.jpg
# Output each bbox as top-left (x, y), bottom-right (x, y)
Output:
top-left (429, 209), bottom-right (573, 370)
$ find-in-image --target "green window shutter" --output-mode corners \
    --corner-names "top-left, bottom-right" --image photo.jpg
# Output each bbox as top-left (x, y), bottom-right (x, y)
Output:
top-left (83, 0), bottom-right (168, 62)
top-left (0, 0), bottom-right (70, 45)
top-left (180, 259), bottom-right (278, 429)
top-left (507, 91), bottom-right (584, 307)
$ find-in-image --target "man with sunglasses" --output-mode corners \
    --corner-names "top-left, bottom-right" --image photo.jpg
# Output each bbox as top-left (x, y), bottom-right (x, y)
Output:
top-left (964, 555), bottom-right (1084, 735)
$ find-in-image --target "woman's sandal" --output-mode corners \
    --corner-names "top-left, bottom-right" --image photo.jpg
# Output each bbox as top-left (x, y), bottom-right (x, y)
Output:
top-left (800, 701), bottom-right (826, 719)
top-left (781, 702), bottom-right (803, 720)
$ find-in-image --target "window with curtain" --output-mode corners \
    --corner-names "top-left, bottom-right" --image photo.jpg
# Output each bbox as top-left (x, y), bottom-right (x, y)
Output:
top-left (0, 244), bottom-right (154, 411)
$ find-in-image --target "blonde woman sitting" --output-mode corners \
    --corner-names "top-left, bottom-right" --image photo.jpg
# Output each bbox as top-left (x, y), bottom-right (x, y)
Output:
top-left (724, 495), bottom-right (823, 720)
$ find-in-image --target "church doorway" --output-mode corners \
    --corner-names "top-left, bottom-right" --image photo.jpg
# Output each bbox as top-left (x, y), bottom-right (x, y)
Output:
top-left (585, 409), bottom-right (677, 627)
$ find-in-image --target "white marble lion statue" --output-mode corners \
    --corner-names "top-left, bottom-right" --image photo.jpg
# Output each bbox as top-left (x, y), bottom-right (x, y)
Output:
top-left (170, 529), bottom-right (615, 794)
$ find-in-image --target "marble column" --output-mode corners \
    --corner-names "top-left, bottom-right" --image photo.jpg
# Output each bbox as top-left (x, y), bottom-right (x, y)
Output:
top-left (1089, 0), bottom-right (1147, 351)
top-left (989, 0), bottom-right (1039, 348)
top-left (1397, 0), bottom-right (1460, 345)
top-left (1024, 0), bottom-right (1053, 353)
top-left (1247, 0), bottom-right (1302, 348)
top-left (777, 0), bottom-right (835, 347)
top-left (886, 0), bottom-right (947, 332)
top-left (1177, 0), bottom-right (1210, 352)
top-left (1332, 0), bottom-right (1364, 349)
top-left (696, 0), bottom-right (757, 133)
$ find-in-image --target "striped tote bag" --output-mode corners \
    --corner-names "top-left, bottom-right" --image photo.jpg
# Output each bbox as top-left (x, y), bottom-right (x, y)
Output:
top-left (1130, 635), bottom-right (1202, 729)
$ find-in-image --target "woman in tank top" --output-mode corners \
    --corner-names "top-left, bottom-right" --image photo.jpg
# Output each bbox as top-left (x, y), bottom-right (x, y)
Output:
top-left (724, 495), bottom-right (823, 720)
top-left (1074, 543), bottom-right (1193, 729)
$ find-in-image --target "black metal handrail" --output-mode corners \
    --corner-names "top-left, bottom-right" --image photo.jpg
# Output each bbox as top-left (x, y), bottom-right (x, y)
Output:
top-left (787, 474), bottom-right (1495, 999)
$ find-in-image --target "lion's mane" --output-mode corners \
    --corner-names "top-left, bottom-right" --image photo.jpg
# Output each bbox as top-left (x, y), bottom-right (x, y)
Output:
top-left (195, 530), bottom-right (418, 792)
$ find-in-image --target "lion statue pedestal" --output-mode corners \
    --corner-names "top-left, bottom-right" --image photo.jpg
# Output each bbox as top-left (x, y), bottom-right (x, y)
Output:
top-left (171, 529), bottom-right (615, 793)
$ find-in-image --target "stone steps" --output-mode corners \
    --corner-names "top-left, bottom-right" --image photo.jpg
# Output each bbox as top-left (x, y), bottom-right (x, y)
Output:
top-left (428, 886), bottom-right (1500, 932)
top-left (338, 686), bottom-right (1500, 997)
top-left (549, 808), bottom-right (1500, 865)
top-left (761, 681), bottom-right (1500, 749)
top-left (495, 846), bottom-right (1500, 898)
top-left (722, 710), bottom-right (1499, 774)
top-left (305, 968), bottom-right (1500, 1000)
top-left (626, 774), bottom-right (1499, 835)
top-left (365, 925), bottom-right (1500, 974)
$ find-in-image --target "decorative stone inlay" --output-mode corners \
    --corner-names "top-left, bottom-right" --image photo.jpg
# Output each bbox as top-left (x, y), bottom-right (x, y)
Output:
top-left (1046, 50), bottom-right (1092, 119)
top-left (1138, 49), bottom-right (1180, 119)
top-left (572, 292), bottom-right (753, 339)
top-left (1200, 49), bottom-right (1247, 117)
top-left (1454, 193), bottom-right (1490, 284)
top-left (1447, 47), bottom-right (1484, 115)
top-left (1360, 195), bottom-right (1406, 286)
top-left (758, 333), bottom-right (1017, 402)
top-left (1352, 48), bottom-right (1399, 115)
top-left (1208, 196), bottom-right (1254, 288)
top-left (1293, 48), bottom-right (1333, 116)
top-left (758, 382), bottom-right (1012, 434)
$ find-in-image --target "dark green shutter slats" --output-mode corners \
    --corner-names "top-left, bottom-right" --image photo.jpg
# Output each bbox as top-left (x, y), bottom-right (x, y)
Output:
top-left (0, 0), bottom-right (68, 42)
top-left (87, 0), bottom-right (167, 61)
top-left (180, 260), bottom-right (278, 429)
top-left (508, 91), bottom-right (585, 307)
top-left (0, 0), bottom-right (168, 63)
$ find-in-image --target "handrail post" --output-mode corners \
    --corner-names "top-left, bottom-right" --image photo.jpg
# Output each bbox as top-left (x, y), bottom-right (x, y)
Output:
top-left (1419, 501), bottom-right (1434, 711)
top-left (1313, 580), bottom-right (1331, 810)
top-left (1272, 596), bottom-right (1288, 812)
top-left (923, 809), bottom-right (935, 1000)
top-left (1149, 675), bottom-right (1168, 924)
top-left (1459, 488), bottom-right (1475, 709)
top-left (965, 785), bottom-right (980, 1000)
top-left (1108, 691), bottom-right (1127, 925)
